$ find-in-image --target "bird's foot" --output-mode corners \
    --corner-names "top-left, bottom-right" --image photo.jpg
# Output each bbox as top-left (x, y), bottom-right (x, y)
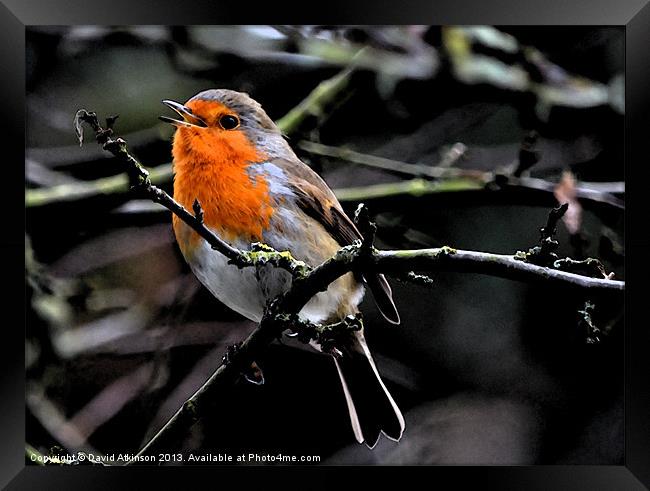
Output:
top-left (222, 342), bottom-right (265, 385)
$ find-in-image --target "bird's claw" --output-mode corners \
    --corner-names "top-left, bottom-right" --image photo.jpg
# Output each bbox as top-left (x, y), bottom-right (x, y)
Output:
top-left (222, 342), bottom-right (264, 385)
top-left (243, 361), bottom-right (265, 386)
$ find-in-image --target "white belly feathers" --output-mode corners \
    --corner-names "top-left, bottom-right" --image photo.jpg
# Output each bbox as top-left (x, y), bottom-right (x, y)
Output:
top-left (187, 238), bottom-right (364, 324)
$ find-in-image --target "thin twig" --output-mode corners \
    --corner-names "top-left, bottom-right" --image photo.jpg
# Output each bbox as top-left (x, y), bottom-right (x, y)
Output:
top-left (26, 163), bottom-right (173, 207)
top-left (298, 139), bottom-right (476, 180)
top-left (298, 140), bottom-right (624, 209)
top-left (375, 247), bottom-right (622, 290)
top-left (276, 67), bottom-right (354, 135)
top-left (275, 47), bottom-right (367, 134)
top-left (513, 203), bottom-right (615, 280)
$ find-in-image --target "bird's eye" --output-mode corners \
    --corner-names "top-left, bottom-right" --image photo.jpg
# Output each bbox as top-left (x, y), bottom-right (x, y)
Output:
top-left (219, 114), bottom-right (240, 130)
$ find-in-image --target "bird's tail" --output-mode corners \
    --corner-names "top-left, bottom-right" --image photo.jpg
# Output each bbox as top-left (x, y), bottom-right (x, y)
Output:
top-left (333, 331), bottom-right (405, 448)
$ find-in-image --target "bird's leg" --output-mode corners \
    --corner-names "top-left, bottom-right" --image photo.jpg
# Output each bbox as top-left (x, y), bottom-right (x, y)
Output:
top-left (242, 361), bottom-right (265, 386)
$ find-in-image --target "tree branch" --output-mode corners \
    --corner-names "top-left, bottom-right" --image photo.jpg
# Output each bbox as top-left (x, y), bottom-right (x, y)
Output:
top-left (127, 240), bottom-right (622, 461)
top-left (73, 109), bottom-right (623, 464)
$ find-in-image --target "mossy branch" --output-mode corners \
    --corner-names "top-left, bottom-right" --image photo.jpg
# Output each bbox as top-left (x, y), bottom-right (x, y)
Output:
top-left (73, 109), bottom-right (623, 464)
top-left (25, 445), bottom-right (46, 466)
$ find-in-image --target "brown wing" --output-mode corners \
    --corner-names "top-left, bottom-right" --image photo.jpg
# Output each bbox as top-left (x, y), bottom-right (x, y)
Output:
top-left (272, 158), bottom-right (400, 324)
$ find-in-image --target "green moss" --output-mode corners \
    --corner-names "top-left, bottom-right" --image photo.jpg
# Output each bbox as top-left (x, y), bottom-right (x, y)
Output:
top-left (243, 243), bottom-right (312, 278)
top-left (334, 178), bottom-right (483, 202)
top-left (438, 246), bottom-right (457, 255)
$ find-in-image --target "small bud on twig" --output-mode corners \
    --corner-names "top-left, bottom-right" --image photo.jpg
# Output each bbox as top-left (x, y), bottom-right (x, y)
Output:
top-left (105, 115), bottom-right (119, 130)
top-left (514, 130), bottom-right (540, 177)
top-left (193, 199), bottom-right (204, 224)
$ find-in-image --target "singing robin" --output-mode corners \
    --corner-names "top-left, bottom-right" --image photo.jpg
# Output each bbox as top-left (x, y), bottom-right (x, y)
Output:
top-left (160, 89), bottom-right (404, 448)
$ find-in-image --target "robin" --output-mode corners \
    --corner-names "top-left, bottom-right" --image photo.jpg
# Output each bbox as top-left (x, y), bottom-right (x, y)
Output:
top-left (160, 89), bottom-right (404, 448)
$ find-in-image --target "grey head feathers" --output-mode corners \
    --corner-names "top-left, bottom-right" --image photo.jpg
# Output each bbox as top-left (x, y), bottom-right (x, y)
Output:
top-left (189, 89), bottom-right (280, 134)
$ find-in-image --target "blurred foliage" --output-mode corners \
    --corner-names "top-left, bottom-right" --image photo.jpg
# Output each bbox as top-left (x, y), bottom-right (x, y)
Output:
top-left (26, 25), bottom-right (624, 465)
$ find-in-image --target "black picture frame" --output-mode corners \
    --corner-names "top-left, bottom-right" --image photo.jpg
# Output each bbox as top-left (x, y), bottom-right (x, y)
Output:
top-left (5, 1), bottom-right (649, 489)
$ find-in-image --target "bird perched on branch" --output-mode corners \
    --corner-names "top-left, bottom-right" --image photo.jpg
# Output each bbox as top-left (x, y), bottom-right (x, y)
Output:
top-left (161, 89), bottom-right (404, 448)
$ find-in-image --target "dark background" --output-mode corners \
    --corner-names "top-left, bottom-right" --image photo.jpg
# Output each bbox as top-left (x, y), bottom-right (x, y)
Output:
top-left (25, 25), bottom-right (624, 465)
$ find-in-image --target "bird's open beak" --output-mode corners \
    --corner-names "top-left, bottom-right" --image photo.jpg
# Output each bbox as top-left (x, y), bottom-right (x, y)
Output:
top-left (159, 100), bottom-right (208, 128)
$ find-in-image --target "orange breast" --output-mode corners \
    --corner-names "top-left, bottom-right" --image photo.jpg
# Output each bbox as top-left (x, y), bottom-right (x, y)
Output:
top-left (172, 127), bottom-right (273, 257)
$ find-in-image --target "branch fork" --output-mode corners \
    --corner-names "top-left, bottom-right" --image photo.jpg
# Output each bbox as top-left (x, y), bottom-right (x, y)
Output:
top-left (514, 203), bottom-right (613, 280)
top-left (71, 109), bottom-right (624, 463)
